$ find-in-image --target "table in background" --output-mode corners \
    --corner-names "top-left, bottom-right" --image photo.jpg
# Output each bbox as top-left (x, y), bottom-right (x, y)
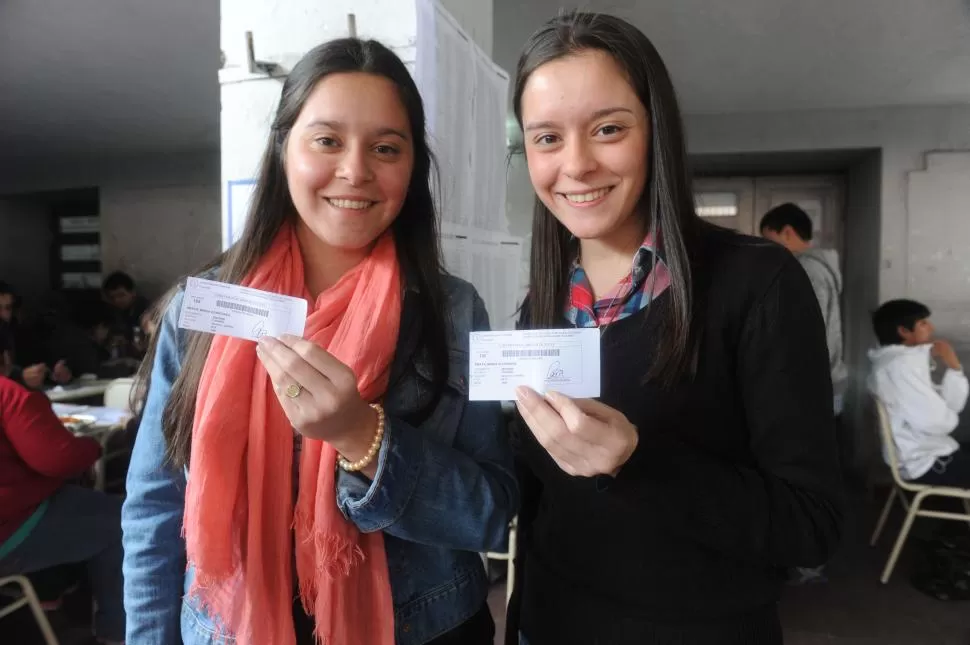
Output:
top-left (45, 379), bottom-right (113, 404)
top-left (53, 403), bottom-right (131, 491)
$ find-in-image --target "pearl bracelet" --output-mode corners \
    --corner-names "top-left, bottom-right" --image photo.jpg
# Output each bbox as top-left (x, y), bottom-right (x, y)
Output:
top-left (338, 403), bottom-right (385, 472)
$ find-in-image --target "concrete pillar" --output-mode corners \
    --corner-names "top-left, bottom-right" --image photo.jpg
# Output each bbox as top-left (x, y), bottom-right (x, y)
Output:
top-left (218, 0), bottom-right (493, 249)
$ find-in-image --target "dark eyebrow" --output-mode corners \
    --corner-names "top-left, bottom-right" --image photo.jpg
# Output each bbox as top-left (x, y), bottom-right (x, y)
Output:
top-left (305, 119), bottom-right (410, 141)
top-left (524, 107), bottom-right (636, 132)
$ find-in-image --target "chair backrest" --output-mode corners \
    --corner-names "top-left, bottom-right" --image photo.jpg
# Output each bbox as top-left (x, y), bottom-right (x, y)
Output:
top-left (873, 396), bottom-right (923, 492)
top-left (103, 377), bottom-right (136, 412)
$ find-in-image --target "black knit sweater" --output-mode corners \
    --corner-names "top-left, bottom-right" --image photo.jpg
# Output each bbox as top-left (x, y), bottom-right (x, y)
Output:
top-left (507, 226), bottom-right (845, 645)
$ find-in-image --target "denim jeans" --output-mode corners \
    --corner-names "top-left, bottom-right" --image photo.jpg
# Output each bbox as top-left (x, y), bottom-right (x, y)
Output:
top-left (0, 485), bottom-right (125, 641)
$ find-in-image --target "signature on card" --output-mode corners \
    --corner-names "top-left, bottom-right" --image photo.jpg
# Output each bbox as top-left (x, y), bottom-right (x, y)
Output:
top-left (545, 361), bottom-right (567, 383)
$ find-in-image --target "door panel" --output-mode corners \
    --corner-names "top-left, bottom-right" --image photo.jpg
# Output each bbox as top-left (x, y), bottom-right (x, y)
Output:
top-left (692, 177), bottom-right (755, 234)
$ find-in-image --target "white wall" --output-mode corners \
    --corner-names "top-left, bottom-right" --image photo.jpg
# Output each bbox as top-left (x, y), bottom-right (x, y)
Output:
top-left (0, 150), bottom-right (221, 301)
top-left (0, 197), bottom-right (51, 309)
top-left (905, 152), bottom-right (970, 343)
top-left (684, 105), bottom-right (970, 307)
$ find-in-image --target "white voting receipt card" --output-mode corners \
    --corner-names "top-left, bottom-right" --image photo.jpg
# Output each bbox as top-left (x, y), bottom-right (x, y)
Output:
top-left (178, 277), bottom-right (307, 342)
top-left (468, 329), bottom-right (600, 401)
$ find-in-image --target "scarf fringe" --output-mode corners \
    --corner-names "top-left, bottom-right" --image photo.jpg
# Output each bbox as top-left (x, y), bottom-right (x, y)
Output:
top-left (297, 532), bottom-right (366, 608)
top-left (185, 572), bottom-right (241, 645)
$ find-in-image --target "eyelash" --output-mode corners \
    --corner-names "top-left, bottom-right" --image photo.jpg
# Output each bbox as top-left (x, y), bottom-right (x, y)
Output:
top-left (597, 124), bottom-right (624, 136)
top-left (313, 137), bottom-right (399, 156)
top-left (532, 124), bottom-right (626, 147)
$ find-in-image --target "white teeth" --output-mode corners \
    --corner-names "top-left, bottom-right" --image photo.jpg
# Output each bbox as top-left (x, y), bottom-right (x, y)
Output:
top-left (564, 187), bottom-right (611, 203)
top-left (328, 198), bottom-right (373, 210)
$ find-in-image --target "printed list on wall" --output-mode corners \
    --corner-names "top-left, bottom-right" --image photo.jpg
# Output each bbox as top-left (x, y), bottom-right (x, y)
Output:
top-left (415, 0), bottom-right (526, 330)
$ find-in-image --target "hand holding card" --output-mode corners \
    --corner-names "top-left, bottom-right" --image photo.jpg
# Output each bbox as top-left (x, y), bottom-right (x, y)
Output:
top-left (515, 388), bottom-right (638, 478)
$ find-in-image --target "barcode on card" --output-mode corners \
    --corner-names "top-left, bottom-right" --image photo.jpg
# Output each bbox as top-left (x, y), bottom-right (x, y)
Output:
top-left (501, 349), bottom-right (560, 358)
top-left (216, 299), bottom-right (269, 318)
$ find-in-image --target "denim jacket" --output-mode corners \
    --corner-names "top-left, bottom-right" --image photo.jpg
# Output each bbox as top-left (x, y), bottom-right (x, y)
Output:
top-left (121, 274), bottom-right (518, 645)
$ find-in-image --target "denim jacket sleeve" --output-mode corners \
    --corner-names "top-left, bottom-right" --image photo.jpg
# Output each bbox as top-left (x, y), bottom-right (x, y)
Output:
top-left (335, 287), bottom-right (518, 553)
top-left (121, 291), bottom-right (188, 644)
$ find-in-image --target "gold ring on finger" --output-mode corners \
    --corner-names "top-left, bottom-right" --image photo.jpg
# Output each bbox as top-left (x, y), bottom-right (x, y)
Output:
top-left (284, 383), bottom-right (303, 399)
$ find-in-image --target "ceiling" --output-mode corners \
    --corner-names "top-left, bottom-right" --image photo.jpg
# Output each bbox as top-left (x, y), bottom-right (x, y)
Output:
top-left (0, 0), bottom-right (219, 172)
top-left (494, 0), bottom-right (970, 113)
top-left (1, 0), bottom-right (968, 179)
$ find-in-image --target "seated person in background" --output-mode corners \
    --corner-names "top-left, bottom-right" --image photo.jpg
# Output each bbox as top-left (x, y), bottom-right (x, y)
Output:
top-left (132, 302), bottom-right (159, 357)
top-left (66, 303), bottom-right (140, 379)
top-left (0, 281), bottom-right (71, 389)
top-left (869, 299), bottom-right (969, 487)
top-left (102, 272), bottom-right (149, 356)
top-left (139, 306), bottom-right (158, 339)
top-left (0, 367), bottom-right (126, 643)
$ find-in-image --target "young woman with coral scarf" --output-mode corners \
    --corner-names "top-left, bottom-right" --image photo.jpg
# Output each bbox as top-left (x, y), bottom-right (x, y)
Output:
top-left (121, 39), bottom-right (517, 645)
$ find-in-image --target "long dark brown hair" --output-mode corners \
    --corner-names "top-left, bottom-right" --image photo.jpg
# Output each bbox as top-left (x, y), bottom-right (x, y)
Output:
top-left (138, 39), bottom-right (449, 467)
top-left (513, 12), bottom-right (702, 384)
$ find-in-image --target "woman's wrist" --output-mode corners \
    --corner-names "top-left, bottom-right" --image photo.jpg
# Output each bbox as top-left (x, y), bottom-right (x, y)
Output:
top-left (332, 403), bottom-right (384, 473)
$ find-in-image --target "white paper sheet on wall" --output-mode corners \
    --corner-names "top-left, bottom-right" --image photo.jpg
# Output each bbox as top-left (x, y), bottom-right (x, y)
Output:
top-left (415, 0), bottom-right (510, 234)
top-left (225, 179), bottom-right (257, 249)
top-left (441, 224), bottom-right (524, 330)
top-left (416, 0), bottom-right (520, 330)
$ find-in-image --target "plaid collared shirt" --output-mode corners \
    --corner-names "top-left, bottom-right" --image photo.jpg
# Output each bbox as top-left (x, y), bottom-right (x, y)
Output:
top-left (564, 233), bottom-right (671, 328)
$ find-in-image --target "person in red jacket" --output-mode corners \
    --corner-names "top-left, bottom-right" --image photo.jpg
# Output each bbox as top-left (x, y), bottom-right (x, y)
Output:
top-left (0, 352), bottom-right (125, 644)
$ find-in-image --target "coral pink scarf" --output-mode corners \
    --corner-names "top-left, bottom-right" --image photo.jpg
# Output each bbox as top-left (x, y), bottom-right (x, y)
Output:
top-left (184, 225), bottom-right (399, 645)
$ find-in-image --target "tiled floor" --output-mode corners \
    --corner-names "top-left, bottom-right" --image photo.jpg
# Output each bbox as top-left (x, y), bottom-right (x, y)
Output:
top-left (6, 490), bottom-right (970, 644)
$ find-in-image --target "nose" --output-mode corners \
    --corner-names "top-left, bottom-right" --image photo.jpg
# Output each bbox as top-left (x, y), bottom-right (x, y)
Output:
top-left (561, 137), bottom-right (597, 180)
top-left (335, 144), bottom-right (375, 186)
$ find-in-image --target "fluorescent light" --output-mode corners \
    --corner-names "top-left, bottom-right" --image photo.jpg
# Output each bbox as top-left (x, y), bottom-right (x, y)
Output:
top-left (694, 192), bottom-right (738, 218)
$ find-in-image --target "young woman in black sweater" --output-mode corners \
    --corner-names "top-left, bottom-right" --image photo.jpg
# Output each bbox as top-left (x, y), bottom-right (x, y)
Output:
top-left (506, 12), bottom-right (844, 645)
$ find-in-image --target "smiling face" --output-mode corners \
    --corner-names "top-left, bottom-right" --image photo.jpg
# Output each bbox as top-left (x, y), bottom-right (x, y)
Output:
top-left (284, 72), bottom-right (415, 252)
top-left (520, 49), bottom-right (650, 246)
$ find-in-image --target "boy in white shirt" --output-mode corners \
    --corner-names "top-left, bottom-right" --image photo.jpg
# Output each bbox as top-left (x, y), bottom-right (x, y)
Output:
top-left (868, 299), bottom-right (969, 487)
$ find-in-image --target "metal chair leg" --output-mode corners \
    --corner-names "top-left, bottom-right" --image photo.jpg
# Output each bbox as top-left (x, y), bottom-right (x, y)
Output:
top-left (505, 519), bottom-right (517, 605)
top-left (0, 576), bottom-right (59, 645)
top-left (21, 578), bottom-right (59, 645)
top-left (881, 492), bottom-right (922, 584)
